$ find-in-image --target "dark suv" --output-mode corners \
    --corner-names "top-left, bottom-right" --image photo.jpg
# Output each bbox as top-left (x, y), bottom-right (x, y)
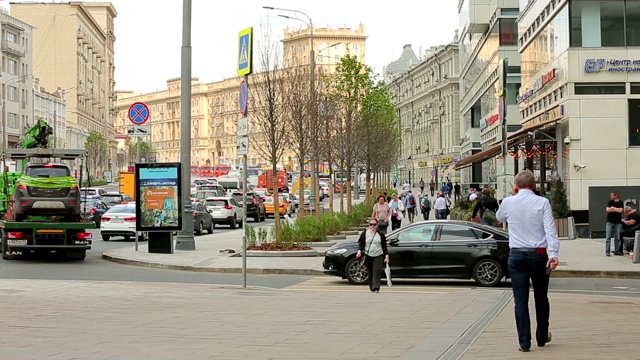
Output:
top-left (13, 163), bottom-right (81, 221)
top-left (231, 191), bottom-right (265, 222)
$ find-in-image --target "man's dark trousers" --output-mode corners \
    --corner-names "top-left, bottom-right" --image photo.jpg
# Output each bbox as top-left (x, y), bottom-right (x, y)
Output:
top-left (508, 250), bottom-right (550, 351)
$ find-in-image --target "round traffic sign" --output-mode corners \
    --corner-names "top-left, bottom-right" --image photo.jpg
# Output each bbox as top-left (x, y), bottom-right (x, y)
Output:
top-left (239, 80), bottom-right (248, 115)
top-left (128, 102), bottom-right (150, 125)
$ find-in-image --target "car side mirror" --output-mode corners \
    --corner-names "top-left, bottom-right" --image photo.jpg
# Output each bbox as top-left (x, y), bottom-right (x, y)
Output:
top-left (208, 209), bottom-right (213, 213)
top-left (388, 239), bottom-right (399, 246)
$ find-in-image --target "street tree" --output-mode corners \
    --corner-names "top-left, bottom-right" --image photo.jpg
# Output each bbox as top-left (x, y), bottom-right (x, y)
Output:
top-left (359, 79), bottom-right (399, 203)
top-left (316, 86), bottom-right (340, 215)
top-left (84, 131), bottom-right (107, 181)
top-left (125, 138), bottom-right (155, 165)
top-left (325, 55), bottom-right (372, 211)
top-left (282, 54), bottom-right (311, 220)
top-left (250, 23), bottom-right (288, 238)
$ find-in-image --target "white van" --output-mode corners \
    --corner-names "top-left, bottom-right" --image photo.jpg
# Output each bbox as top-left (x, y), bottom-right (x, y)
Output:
top-left (217, 177), bottom-right (244, 194)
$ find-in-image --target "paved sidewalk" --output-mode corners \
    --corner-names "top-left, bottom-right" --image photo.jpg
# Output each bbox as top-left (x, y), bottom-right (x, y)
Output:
top-left (0, 279), bottom-right (637, 359)
top-left (103, 218), bottom-right (640, 277)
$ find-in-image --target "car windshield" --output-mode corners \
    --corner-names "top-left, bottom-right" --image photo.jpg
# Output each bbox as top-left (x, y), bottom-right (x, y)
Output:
top-left (102, 195), bottom-right (123, 204)
top-left (82, 189), bottom-right (98, 195)
top-left (106, 205), bottom-right (134, 214)
top-left (205, 199), bottom-right (227, 207)
top-left (231, 194), bottom-right (246, 203)
top-left (81, 201), bottom-right (98, 209)
top-left (264, 197), bottom-right (274, 203)
top-left (26, 165), bottom-right (70, 178)
top-left (245, 169), bottom-right (259, 176)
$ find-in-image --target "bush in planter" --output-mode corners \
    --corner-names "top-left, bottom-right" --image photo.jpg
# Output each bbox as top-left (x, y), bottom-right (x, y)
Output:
top-left (294, 215), bottom-right (327, 242)
top-left (450, 200), bottom-right (474, 220)
top-left (550, 178), bottom-right (571, 218)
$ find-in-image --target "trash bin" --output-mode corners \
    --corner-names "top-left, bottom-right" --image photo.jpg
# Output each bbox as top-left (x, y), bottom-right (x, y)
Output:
top-left (148, 231), bottom-right (173, 254)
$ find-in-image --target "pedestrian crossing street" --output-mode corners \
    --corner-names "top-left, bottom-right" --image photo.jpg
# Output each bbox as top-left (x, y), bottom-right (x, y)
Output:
top-left (286, 277), bottom-right (472, 294)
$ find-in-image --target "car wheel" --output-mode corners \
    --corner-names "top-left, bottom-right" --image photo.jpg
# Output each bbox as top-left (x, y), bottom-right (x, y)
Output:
top-left (208, 221), bottom-right (214, 234)
top-left (260, 212), bottom-right (266, 221)
top-left (102, 235), bottom-right (110, 242)
top-left (230, 216), bottom-right (237, 229)
top-left (196, 222), bottom-right (203, 235)
top-left (124, 235), bottom-right (131, 241)
top-left (238, 217), bottom-right (243, 228)
top-left (472, 258), bottom-right (503, 287)
top-left (345, 257), bottom-right (369, 285)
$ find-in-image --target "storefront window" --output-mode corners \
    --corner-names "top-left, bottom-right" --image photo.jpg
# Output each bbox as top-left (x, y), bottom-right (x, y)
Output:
top-left (627, 1), bottom-right (640, 46)
top-left (628, 99), bottom-right (640, 146)
top-left (571, 0), bottom-right (625, 47)
top-left (500, 18), bottom-right (518, 45)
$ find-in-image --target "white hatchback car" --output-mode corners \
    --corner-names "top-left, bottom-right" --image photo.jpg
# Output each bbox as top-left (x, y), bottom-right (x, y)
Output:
top-left (100, 203), bottom-right (147, 242)
top-left (204, 197), bottom-right (244, 228)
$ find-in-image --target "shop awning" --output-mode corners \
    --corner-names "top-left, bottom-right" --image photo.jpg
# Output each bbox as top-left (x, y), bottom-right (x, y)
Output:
top-left (453, 116), bottom-right (561, 170)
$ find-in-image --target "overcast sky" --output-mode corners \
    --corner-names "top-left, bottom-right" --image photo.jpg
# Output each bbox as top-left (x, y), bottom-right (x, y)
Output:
top-left (23, 1), bottom-right (459, 93)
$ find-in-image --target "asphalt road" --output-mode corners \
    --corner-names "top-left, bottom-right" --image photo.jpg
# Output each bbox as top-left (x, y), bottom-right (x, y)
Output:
top-left (3, 182), bottom-right (638, 297)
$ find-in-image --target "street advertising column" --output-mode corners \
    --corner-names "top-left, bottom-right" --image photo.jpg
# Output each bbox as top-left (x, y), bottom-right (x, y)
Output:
top-left (135, 163), bottom-right (183, 232)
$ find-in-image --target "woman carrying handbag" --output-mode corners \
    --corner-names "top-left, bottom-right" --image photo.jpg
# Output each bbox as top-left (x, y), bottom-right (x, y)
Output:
top-left (356, 219), bottom-right (389, 293)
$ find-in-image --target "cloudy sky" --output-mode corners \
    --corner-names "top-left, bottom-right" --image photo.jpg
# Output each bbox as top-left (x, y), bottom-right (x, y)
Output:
top-left (50, 0), bottom-right (459, 93)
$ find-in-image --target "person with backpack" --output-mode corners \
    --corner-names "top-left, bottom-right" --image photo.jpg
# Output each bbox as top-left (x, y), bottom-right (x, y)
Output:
top-left (472, 188), bottom-right (499, 226)
top-left (421, 196), bottom-right (432, 220)
top-left (404, 190), bottom-right (417, 223)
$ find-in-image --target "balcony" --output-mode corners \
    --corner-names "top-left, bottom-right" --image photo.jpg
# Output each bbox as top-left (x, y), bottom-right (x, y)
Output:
top-left (1, 40), bottom-right (24, 57)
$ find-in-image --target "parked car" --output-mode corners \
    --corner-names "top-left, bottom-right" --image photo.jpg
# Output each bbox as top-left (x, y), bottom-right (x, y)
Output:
top-left (230, 191), bottom-right (266, 222)
top-left (101, 192), bottom-right (135, 207)
top-left (13, 163), bottom-right (81, 221)
top-left (323, 220), bottom-right (510, 287)
top-left (192, 202), bottom-right (214, 235)
top-left (100, 204), bottom-right (147, 242)
top-left (81, 199), bottom-right (109, 226)
top-left (203, 197), bottom-right (244, 228)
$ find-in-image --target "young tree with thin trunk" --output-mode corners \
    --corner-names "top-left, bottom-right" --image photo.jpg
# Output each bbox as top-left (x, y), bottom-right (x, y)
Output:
top-left (85, 132), bottom-right (107, 180)
top-left (316, 89), bottom-right (340, 215)
top-left (282, 54), bottom-right (311, 220)
top-left (250, 23), bottom-right (288, 239)
top-left (326, 55), bottom-right (371, 211)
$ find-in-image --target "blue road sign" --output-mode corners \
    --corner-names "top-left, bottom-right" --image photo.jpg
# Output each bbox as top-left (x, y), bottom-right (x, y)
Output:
top-left (237, 27), bottom-right (253, 76)
top-left (128, 102), bottom-right (150, 125)
top-left (239, 80), bottom-right (248, 115)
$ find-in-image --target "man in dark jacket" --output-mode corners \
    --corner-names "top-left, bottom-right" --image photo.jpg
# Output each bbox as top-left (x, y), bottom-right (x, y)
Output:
top-left (472, 188), bottom-right (499, 226)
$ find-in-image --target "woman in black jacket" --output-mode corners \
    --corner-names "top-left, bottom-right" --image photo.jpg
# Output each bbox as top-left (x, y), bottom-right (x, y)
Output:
top-left (356, 219), bottom-right (389, 292)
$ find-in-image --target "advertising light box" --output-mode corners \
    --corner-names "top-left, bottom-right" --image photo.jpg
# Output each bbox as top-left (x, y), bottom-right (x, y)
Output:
top-left (135, 163), bottom-right (183, 231)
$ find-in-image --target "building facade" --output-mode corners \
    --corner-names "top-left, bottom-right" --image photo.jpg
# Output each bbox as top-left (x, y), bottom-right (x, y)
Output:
top-left (33, 78), bottom-right (67, 148)
top-left (453, 0), bottom-right (522, 199)
top-left (514, 0), bottom-right (640, 231)
top-left (388, 37), bottom-right (461, 188)
top-left (0, 8), bottom-right (33, 147)
top-left (11, 2), bottom-right (117, 176)
top-left (115, 24), bottom-right (367, 172)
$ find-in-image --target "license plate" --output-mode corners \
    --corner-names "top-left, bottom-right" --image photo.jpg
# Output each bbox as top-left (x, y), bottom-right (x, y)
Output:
top-left (112, 218), bottom-right (124, 223)
top-left (7, 240), bottom-right (27, 246)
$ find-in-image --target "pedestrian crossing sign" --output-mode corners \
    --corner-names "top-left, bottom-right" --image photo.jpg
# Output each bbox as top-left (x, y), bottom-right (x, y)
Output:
top-left (237, 27), bottom-right (253, 76)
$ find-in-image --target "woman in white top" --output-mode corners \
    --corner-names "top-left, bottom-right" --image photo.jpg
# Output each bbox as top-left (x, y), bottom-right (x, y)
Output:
top-left (356, 219), bottom-right (389, 292)
top-left (388, 193), bottom-right (405, 230)
top-left (371, 195), bottom-right (391, 234)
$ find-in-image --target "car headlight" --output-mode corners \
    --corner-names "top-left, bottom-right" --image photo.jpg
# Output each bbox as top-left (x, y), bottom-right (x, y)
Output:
top-left (325, 248), bottom-right (347, 255)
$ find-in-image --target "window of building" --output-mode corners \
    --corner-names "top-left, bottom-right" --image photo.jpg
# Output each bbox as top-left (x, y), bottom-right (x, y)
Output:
top-left (352, 43), bottom-right (358, 51)
top-left (575, 83), bottom-right (626, 95)
top-left (8, 59), bottom-right (17, 75)
top-left (500, 18), bottom-right (518, 45)
top-left (502, 8), bottom-right (520, 15)
top-left (334, 55), bottom-right (340, 63)
top-left (627, 1), bottom-right (640, 46)
top-left (5, 32), bottom-right (16, 43)
top-left (8, 113), bottom-right (16, 128)
top-left (631, 83), bottom-right (640, 94)
top-left (571, 0), bottom-right (625, 47)
top-left (8, 86), bottom-right (16, 101)
top-left (629, 99), bottom-right (640, 146)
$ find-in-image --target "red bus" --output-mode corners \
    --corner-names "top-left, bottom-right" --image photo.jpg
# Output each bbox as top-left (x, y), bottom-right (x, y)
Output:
top-left (213, 165), bottom-right (232, 177)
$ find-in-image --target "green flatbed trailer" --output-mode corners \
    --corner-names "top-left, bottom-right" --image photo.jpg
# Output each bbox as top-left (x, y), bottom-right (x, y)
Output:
top-left (0, 220), bottom-right (94, 260)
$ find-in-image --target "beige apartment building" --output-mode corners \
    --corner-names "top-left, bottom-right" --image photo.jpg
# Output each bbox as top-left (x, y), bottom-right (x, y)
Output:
top-left (11, 2), bottom-right (117, 176)
top-left (114, 24), bottom-right (367, 170)
top-left (0, 8), bottom-right (33, 147)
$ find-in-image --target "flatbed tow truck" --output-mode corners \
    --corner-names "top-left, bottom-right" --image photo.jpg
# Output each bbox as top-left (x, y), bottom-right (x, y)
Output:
top-left (0, 148), bottom-right (94, 261)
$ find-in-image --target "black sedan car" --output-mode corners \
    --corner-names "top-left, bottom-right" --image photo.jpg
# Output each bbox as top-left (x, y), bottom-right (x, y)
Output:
top-left (323, 220), bottom-right (510, 287)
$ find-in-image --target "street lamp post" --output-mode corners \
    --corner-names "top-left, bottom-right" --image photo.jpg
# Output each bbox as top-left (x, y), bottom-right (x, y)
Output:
top-left (263, 5), bottom-right (320, 218)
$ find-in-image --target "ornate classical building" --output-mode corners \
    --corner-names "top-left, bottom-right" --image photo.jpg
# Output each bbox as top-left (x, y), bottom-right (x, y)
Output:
top-left (388, 37), bottom-right (461, 187)
top-left (115, 24), bottom-right (367, 170)
top-left (12, 2), bottom-right (117, 176)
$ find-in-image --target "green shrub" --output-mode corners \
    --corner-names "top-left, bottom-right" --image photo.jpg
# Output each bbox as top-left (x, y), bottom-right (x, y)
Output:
top-left (246, 226), bottom-right (257, 248)
top-left (450, 199), bottom-right (474, 220)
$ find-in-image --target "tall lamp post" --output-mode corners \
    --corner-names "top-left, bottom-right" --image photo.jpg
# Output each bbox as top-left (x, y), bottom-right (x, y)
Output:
top-left (263, 5), bottom-right (320, 217)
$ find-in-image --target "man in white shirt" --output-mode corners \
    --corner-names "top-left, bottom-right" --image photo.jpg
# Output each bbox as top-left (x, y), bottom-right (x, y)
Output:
top-left (496, 170), bottom-right (559, 353)
top-left (433, 192), bottom-right (449, 219)
top-left (403, 181), bottom-right (411, 195)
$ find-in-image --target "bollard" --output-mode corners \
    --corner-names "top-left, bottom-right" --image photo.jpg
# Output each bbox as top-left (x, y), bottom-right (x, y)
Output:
top-left (634, 231), bottom-right (640, 264)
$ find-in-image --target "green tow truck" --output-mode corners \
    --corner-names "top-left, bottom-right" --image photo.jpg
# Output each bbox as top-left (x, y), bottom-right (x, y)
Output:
top-left (0, 120), bottom-right (94, 261)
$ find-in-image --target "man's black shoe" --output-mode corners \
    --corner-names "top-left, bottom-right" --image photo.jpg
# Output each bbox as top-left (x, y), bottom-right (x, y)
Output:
top-left (537, 332), bottom-right (552, 347)
top-left (519, 347), bottom-right (530, 352)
